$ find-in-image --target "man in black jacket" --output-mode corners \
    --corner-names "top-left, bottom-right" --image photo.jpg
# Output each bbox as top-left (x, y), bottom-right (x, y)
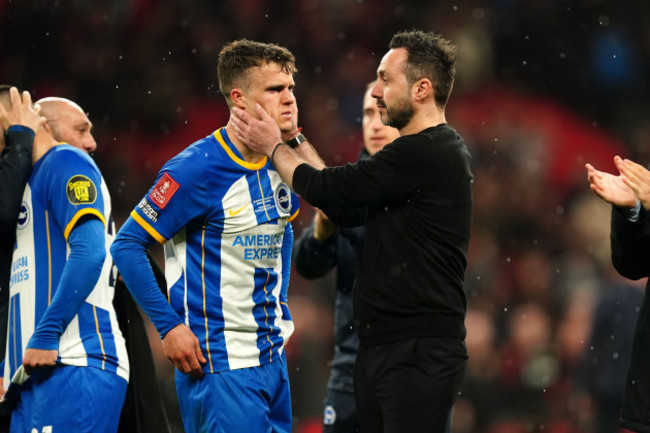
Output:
top-left (587, 156), bottom-right (650, 433)
top-left (0, 86), bottom-right (43, 430)
top-left (293, 82), bottom-right (399, 433)
top-left (232, 30), bottom-right (473, 433)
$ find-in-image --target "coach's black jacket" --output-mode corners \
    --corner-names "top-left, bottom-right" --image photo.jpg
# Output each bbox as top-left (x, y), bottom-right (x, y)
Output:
top-left (611, 205), bottom-right (650, 433)
top-left (293, 149), bottom-right (370, 395)
top-left (293, 124), bottom-right (473, 347)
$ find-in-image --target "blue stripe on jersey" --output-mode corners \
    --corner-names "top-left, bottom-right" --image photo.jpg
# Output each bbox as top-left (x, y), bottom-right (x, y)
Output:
top-left (78, 303), bottom-right (117, 374)
top-left (252, 268), bottom-right (282, 364)
top-left (247, 171), bottom-right (278, 225)
top-left (8, 294), bottom-right (22, 376)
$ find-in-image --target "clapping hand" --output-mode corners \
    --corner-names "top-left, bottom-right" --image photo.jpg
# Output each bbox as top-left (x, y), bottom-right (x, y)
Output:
top-left (615, 156), bottom-right (650, 210)
top-left (585, 158), bottom-right (637, 208)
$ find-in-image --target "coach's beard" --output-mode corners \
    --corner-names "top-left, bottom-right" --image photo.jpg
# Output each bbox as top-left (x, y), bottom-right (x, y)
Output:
top-left (379, 99), bottom-right (414, 131)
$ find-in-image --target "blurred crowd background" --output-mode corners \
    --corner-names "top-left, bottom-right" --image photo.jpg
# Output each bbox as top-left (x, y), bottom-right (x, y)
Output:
top-left (2, 1), bottom-right (650, 432)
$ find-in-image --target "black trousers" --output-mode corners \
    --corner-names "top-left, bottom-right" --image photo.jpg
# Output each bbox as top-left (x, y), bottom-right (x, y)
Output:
top-left (354, 336), bottom-right (466, 433)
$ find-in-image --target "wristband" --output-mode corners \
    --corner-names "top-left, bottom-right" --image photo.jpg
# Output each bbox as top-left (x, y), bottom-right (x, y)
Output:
top-left (271, 142), bottom-right (288, 161)
top-left (286, 133), bottom-right (306, 149)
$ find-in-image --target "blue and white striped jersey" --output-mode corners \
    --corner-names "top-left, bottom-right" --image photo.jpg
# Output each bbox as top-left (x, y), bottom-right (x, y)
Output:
top-left (3, 145), bottom-right (129, 391)
top-left (129, 128), bottom-right (298, 373)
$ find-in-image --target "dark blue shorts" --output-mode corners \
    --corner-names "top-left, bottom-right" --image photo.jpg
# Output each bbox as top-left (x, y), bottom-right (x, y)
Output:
top-left (175, 352), bottom-right (291, 433)
top-left (10, 365), bottom-right (127, 433)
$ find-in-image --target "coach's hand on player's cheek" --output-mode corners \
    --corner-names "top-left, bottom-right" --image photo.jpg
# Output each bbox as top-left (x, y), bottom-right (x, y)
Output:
top-left (231, 105), bottom-right (282, 156)
top-left (162, 323), bottom-right (207, 378)
top-left (22, 348), bottom-right (58, 375)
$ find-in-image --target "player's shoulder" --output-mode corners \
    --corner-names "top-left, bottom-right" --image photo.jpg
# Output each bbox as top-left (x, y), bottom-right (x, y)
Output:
top-left (164, 132), bottom-right (220, 171)
top-left (41, 144), bottom-right (100, 176)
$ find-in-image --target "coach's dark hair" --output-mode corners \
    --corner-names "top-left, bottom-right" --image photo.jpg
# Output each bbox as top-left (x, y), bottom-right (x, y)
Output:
top-left (217, 39), bottom-right (297, 107)
top-left (389, 30), bottom-right (457, 107)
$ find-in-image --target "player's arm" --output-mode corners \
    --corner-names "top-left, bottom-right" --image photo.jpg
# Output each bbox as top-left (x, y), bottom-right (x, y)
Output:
top-left (111, 217), bottom-right (206, 378)
top-left (611, 203), bottom-right (650, 280)
top-left (0, 126), bottom-right (34, 228)
top-left (24, 216), bottom-right (106, 374)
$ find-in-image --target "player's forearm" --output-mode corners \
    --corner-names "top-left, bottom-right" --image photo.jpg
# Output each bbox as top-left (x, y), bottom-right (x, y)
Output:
top-left (27, 218), bottom-right (105, 350)
top-left (269, 144), bottom-right (306, 189)
top-left (111, 218), bottom-right (183, 338)
top-left (294, 140), bottom-right (326, 170)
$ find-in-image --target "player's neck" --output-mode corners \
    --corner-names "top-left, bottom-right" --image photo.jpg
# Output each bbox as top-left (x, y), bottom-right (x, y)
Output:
top-left (32, 129), bottom-right (58, 165)
top-left (224, 123), bottom-right (267, 164)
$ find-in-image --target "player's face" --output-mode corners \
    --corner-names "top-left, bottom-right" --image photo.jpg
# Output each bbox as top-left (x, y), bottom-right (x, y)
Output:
top-left (244, 62), bottom-right (296, 133)
top-left (49, 105), bottom-right (97, 154)
top-left (371, 48), bottom-right (414, 132)
top-left (362, 86), bottom-right (400, 155)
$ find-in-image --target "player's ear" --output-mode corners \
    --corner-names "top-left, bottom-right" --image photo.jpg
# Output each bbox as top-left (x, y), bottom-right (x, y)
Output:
top-left (42, 120), bottom-right (54, 135)
top-left (231, 88), bottom-right (246, 110)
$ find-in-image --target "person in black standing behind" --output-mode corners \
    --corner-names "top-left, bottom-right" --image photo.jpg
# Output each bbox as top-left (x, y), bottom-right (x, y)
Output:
top-left (293, 81), bottom-right (399, 433)
top-left (231, 29), bottom-right (473, 433)
top-left (587, 156), bottom-right (650, 432)
top-left (0, 86), bottom-right (43, 429)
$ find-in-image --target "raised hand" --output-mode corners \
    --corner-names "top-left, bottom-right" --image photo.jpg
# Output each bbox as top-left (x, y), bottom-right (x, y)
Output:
top-left (0, 87), bottom-right (44, 133)
top-left (162, 323), bottom-right (207, 378)
top-left (586, 160), bottom-right (637, 208)
top-left (616, 156), bottom-right (650, 210)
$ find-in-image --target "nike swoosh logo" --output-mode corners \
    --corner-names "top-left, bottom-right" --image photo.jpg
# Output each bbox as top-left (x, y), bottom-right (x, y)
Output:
top-left (228, 204), bottom-right (248, 217)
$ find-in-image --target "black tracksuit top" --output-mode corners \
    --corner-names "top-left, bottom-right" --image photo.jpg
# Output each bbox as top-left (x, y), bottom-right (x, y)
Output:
top-left (293, 123), bottom-right (473, 346)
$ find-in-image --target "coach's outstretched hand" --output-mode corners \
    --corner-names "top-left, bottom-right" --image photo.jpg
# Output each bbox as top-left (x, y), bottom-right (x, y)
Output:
top-left (231, 104), bottom-right (282, 156)
top-left (163, 323), bottom-right (207, 378)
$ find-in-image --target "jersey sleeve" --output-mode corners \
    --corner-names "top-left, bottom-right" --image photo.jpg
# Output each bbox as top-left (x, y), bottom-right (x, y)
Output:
top-left (130, 154), bottom-right (209, 243)
top-left (44, 148), bottom-right (106, 238)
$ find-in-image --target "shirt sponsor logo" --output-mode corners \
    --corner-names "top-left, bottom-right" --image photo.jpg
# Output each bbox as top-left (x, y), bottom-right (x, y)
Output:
top-left (149, 172), bottom-right (180, 210)
top-left (275, 183), bottom-right (291, 214)
top-left (138, 199), bottom-right (160, 222)
top-left (17, 201), bottom-right (30, 230)
top-left (66, 175), bottom-right (97, 204)
top-left (232, 233), bottom-right (284, 261)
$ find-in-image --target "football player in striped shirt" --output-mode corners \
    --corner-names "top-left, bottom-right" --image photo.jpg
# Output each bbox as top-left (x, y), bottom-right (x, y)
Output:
top-left (3, 97), bottom-right (129, 433)
top-left (111, 39), bottom-right (300, 433)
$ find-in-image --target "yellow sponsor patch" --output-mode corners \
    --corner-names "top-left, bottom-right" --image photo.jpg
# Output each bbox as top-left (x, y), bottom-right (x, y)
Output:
top-left (66, 175), bottom-right (97, 204)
